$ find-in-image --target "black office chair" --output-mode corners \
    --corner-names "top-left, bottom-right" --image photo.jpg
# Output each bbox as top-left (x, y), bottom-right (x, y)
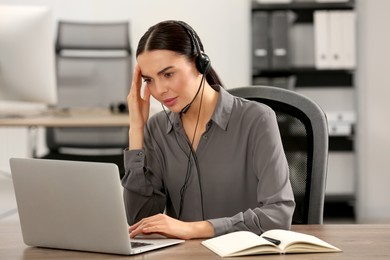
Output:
top-left (228, 86), bottom-right (328, 224)
top-left (40, 21), bottom-right (132, 178)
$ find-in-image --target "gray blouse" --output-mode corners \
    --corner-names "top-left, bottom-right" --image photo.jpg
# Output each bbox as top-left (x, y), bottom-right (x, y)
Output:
top-left (122, 86), bottom-right (295, 237)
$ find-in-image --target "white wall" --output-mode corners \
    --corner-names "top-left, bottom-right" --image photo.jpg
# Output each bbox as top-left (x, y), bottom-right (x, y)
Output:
top-left (357, 0), bottom-right (390, 223)
top-left (0, 0), bottom-right (252, 172)
top-left (0, 0), bottom-right (251, 87)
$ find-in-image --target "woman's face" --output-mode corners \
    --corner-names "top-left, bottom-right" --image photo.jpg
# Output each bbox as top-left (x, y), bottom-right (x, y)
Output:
top-left (137, 50), bottom-right (201, 113)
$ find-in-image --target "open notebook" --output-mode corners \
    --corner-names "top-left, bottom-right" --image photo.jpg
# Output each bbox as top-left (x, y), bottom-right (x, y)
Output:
top-left (10, 158), bottom-right (184, 255)
top-left (202, 229), bottom-right (341, 257)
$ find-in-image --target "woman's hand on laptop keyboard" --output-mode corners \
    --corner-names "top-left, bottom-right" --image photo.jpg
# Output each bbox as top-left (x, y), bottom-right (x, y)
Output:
top-left (129, 213), bottom-right (214, 240)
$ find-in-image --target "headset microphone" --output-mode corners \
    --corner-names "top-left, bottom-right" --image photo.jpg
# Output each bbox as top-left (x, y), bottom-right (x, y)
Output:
top-left (177, 20), bottom-right (210, 115)
top-left (180, 76), bottom-right (204, 114)
top-left (181, 104), bottom-right (191, 114)
top-left (174, 21), bottom-right (208, 220)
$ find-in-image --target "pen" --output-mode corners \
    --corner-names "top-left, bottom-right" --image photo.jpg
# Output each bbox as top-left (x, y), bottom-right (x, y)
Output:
top-left (262, 236), bottom-right (281, 245)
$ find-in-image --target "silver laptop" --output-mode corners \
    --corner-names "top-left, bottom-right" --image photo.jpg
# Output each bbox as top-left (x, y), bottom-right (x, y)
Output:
top-left (10, 158), bottom-right (184, 255)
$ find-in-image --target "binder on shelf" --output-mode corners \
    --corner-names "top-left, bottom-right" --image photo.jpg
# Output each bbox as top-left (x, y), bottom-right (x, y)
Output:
top-left (328, 123), bottom-right (353, 136)
top-left (314, 10), bottom-right (356, 69)
top-left (252, 12), bottom-right (270, 71)
top-left (329, 11), bottom-right (343, 69)
top-left (327, 110), bottom-right (355, 136)
top-left (290, 23), bottom-right (315, 68)
top-left (340, 11), bottom-right (356, 69)
top-left (270, 11), bottom-right (294, 69)
top-left (326, 111), bottom-right (356, 124)
top-left (314, 10), bottom-right (330, 69)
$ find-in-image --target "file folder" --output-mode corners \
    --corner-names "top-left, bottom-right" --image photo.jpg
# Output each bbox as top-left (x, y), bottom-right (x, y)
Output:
top-left (314, 10), bottom-right (356, 69)
top-left (270, 11), bottom-right (294, 69)
top-left (329, 11), bottom-right (343, 69)
top-left (340, 11), bottom-right (356, 69)
top-left (252, 11), bottom-right (270, 71)
top-left (314, 11), bottom-right (330, 69)
top-left (290, 23), bottom-right (315, 68)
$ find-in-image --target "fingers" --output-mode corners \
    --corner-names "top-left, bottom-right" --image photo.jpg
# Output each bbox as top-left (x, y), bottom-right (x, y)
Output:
top-left (133, 64), bottom-right (142, 88)
top-left (129, 221), bottom-right (154, 238)
top-left (129, 64), bottom-right (150, 103)
top-left (129, 214), bottom-right (167, 238)
top-left (128, 214), bottom-right (195, 239)
top-left (129, 214), bottom-right (161, 232)
top-left (129, 64), bottom-right (142, 98)
top-left (143, 85), bottom-right (151, 103)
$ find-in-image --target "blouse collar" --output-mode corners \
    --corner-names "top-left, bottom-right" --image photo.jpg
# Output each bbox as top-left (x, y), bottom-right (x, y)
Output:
top-left (166, 85), bottom-right (234, 134)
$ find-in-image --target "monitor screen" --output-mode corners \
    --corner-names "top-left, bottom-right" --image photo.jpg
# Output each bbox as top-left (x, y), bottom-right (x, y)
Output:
top-left (0, 5), bottom-right (57, 106)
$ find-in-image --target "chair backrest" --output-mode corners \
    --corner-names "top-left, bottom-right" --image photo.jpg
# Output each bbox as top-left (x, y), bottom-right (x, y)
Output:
top-left (228, 86), bottom-right (328, 224)
top-left (47, 21), bottom-right (131, 150)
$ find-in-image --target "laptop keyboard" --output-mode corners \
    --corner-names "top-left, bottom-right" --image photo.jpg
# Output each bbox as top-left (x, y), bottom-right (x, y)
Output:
top-left (131, 241), bottom-right (153, 248)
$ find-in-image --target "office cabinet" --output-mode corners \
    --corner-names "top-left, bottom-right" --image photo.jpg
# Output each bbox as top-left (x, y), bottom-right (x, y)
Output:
top-left (251, 0), bottom-right (357, 218)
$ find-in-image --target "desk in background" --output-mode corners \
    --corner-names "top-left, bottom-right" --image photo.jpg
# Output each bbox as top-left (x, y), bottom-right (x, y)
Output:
top-left (1, 223), bottom-right (390, 259)
top-left (0, 108), bottom-right (129, 128)
top-left (0, 108), bottom-right (129, 157)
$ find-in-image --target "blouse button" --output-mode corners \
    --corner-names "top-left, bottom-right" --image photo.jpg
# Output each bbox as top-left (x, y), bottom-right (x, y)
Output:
top-left (137, 151), bottom-right (144, 156)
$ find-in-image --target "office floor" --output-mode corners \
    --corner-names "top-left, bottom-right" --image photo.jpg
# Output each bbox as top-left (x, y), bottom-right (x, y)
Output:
top-left (0, 170), bottom-right (355, 225)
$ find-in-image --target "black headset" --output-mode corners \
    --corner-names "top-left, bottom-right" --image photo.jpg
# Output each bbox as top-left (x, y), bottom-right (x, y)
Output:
top-left (175, 21), bottom-right (210, 75)
top-left (163, 21), bottom-right (208, 220)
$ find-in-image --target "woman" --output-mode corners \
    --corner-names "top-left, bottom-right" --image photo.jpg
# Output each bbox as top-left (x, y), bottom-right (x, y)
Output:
top-left (122, 20), bottom-right (295, 240)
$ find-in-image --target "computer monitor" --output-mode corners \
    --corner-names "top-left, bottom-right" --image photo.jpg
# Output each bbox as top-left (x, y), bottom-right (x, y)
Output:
top-left (0, 5), bottom-right (57, 107)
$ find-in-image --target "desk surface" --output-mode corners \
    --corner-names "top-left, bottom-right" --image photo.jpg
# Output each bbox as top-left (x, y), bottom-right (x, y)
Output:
top-left (1, 223), bottom-right (390, 259)
top-left (0, 108), bottom-right (129, 127)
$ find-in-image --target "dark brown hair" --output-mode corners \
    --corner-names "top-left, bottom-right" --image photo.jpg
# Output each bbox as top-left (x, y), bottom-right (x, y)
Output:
top-left (136, 20), bottom-right (223, 88)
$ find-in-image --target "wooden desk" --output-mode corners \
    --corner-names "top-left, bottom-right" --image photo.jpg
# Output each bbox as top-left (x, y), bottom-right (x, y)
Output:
top-left (0, 108), bottom-right (129, 127)
top-left (1, 223), bottom-right (390, 259)
top-left (0, 108), bottom-right (129, 157)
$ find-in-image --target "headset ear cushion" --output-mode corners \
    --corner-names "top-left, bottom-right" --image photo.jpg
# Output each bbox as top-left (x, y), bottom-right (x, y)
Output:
top-left (195, 53), bottom-right (210, 74)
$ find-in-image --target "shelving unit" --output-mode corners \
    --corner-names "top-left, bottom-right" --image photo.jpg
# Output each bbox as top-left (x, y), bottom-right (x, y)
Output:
top-left (254, 69), bottom-right (354, 87)
top-left (252, 1), bottom-right (354, 11)
top-left (251, 0), bottom-right (357, 221)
